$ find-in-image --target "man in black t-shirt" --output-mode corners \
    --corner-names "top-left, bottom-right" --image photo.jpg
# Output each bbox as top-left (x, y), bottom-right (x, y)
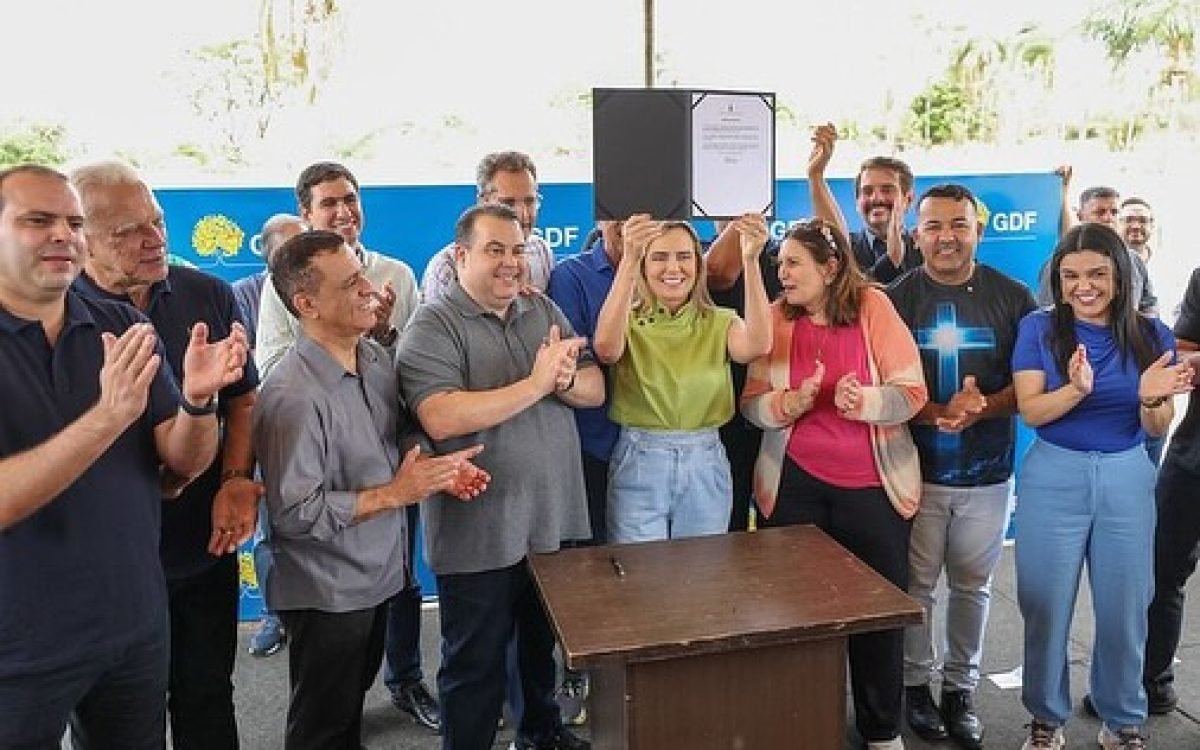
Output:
top-left (1143, 266), bottom-right (1200, 714)
top-left (887, 184), bottom-right (1035, 750)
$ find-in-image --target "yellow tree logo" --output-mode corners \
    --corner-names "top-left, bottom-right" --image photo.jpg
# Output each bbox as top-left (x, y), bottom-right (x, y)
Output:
top-left (976, 197), bottom-right (992, 228)
top-left (192, 214), bottom-right (246, 258)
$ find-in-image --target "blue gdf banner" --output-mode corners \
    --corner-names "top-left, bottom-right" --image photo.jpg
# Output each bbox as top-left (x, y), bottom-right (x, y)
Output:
top-left (159, 173), bottom-right (1059, 619)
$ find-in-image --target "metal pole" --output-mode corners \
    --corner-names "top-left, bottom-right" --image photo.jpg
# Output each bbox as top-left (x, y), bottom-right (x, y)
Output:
top-left (644, 0), bottom-right (655, 87)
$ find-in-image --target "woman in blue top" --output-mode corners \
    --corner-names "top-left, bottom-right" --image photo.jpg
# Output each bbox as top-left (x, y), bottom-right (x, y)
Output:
top-left (1011, 223), bottom-right (1192, 750)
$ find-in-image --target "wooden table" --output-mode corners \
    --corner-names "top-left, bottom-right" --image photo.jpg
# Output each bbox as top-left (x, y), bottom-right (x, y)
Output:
top-left (529, 525), bottom-right (923, 749)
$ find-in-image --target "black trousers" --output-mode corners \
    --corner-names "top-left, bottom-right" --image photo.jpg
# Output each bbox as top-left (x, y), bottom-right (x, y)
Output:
top-left (384, 503), bottom-right (424, 693)
top-left (719, 415), bottom-right (762, 532)
top-left (166, 554), bottom-right (239, 750)
top-left (1145, 460), bottom-right (1200, 691)
top-left (278, 603), bottom-right (388, 750)
top-left (764, 457), bottom-right (911, 743)
top-left (436, 560), bottom-right (561, 750)
top-left (580, 451), bottom-right (610, 546)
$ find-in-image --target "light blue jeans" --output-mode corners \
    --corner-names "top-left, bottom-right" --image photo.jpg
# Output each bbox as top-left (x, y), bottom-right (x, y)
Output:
top-left (1015, 439), bottom-right (1156, 730)
top-left (904, 481), bottom-right (1012, 692)
top-left (606, 427), bottom-right (732, 544)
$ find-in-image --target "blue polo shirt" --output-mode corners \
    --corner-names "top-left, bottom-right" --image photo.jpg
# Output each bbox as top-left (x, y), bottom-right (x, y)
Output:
top-left (0, 292), bottom-right (180, 679)
top-left (547, 239), bottom-right (620, 461)
top-left (74, 267), bottom-right (259, 580)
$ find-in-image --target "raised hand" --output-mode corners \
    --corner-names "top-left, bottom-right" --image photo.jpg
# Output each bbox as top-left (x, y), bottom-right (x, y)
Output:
top-left (531, 324), bottom-right (586, 395)
top-left (784, 361), bottom-right (825, 420)
top-left (181, 321), bottom-right (249, 406)
top-left (807, 122), bottom-right (837, 178)
top-left (732, 213), bottom-right (769, 261)
top-left (621, 214), bottom-right (661, 265)
top-left (391, 444), bottom-right (486, 506)
top-left (96, 323), bottom-right (161, 430)
top-left (886, 190), bottom-right (911, 267)
top-left (449, 460), bottom-right (490, 501)
top-left (834, 371), bottom-right (863, 418)
top-left (369, 279), bottom-right (397, 339)
top-left (937, 375), bottom-right (988, 432)
top-left (1139, 351), bottom-right (1195, 402)
top-left (1068, 344), bottom-right (1094, 396)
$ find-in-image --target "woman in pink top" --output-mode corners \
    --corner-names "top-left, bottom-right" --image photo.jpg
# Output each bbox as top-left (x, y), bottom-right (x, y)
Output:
top-left (741, 218), bottom-right (926, 750)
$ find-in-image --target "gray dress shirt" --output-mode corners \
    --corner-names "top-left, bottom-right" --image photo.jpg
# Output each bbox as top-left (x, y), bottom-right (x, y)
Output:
top-left (253, 332), bottom-right (408, 612)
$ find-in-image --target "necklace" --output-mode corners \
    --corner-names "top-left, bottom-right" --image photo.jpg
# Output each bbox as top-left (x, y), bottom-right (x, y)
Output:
top-left (808, 316), bottom-right (831, 366)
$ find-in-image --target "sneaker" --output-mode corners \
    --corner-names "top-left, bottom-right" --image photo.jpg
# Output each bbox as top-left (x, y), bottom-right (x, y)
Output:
top-left (1146, 682), bottom-right (1178, 715)
top-left (556, 670), bottom-right (589, 726)
top-left (248, 614), bottom-right (286, 657)
top-left (904, 684), bottom-right (947, 740)
top-left (1021, 719), bottom-right (1064, 750)
top-left (391, 681), bottom-right (440, 732)
top-left (865, 738), bottom-right (904, 749)
top-left (940, 689), bottom-right (982, 750)
top-left (1099, 725), bottom-right (1147, 749)
top-left (509, 727), bottom-right (590, 749)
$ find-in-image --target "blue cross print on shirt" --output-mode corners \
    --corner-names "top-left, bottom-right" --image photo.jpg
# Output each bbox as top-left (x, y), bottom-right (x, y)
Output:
top-left (916, 303), bottom-right (996, 401)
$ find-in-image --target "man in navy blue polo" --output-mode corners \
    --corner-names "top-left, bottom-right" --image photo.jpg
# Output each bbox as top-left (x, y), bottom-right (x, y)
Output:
top-left (0, 164), bottom-right (247, 748)
top-left (70, 161), bottom-right (259, 750)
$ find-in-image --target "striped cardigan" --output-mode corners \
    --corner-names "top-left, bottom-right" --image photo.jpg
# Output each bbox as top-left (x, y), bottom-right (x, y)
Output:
top-left (740, 287), bottom-right (927, 520)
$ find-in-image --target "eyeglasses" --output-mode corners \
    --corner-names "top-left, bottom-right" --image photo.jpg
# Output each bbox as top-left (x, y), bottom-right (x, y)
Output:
top-left (487, 194), bottom-right (543, 210)
top-left (1120, 216), bottom-right (1154, 225)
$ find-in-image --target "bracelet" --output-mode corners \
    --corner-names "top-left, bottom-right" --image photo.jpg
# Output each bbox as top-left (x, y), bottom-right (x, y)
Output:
top-left (180, 395), bottom-right (217, 417)
top-left (220, 468), bottom-right (254, 484)
top-left (1140, 395), bottom-right (1169, 409)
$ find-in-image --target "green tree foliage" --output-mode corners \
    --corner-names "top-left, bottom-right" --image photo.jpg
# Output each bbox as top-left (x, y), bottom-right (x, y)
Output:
top-left (1082, 0), bottom-right (1197, 144)
top-left (1083, 0), bottom-right (1196, 83)
top-left (904, 25), bottom-right (1057, 147)
top-left (906, 81), bottom-right (995, 146)
top-left (0, 123), bottom-right (70, 169)
top-left (175, 0), bottom-right (344, 167)
top-left (259, 0), bottom-right (342, 105)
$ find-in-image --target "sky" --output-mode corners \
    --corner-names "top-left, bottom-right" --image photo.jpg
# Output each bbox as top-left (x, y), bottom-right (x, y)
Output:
top-left (4, 0), bottom-right (1103, 183)
top-left (5, 0), bottom-right (1193, 310)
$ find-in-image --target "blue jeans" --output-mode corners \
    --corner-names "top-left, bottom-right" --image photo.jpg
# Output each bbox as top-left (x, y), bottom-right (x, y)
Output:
top-left (607, 427), bottom-right (731, 544)
top-left (1015, 439), bottom-right (1156, 729)
top-left (0, 619), bottom-right (168, 749)
top-left (904, 481), bottom-right (1011, 692)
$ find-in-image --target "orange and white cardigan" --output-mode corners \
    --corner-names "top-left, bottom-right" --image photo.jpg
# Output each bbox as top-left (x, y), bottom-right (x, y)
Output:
top-left (740, 287), bottom-right (927, 520)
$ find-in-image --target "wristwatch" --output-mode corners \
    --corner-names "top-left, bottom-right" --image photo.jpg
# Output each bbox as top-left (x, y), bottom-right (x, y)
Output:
top-left (180, 395), bottom-right (217, 416)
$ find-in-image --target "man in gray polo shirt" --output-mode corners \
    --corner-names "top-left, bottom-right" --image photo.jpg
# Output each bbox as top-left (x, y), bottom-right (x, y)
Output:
top-left (398, 203), bottom-right (603, 750)
top-left (253, 229), bottom-right (487, 750)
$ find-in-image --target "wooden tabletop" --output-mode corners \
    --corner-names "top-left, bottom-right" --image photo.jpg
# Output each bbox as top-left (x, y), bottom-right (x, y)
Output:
top-left (529, 525), bottom-right (923, 668)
